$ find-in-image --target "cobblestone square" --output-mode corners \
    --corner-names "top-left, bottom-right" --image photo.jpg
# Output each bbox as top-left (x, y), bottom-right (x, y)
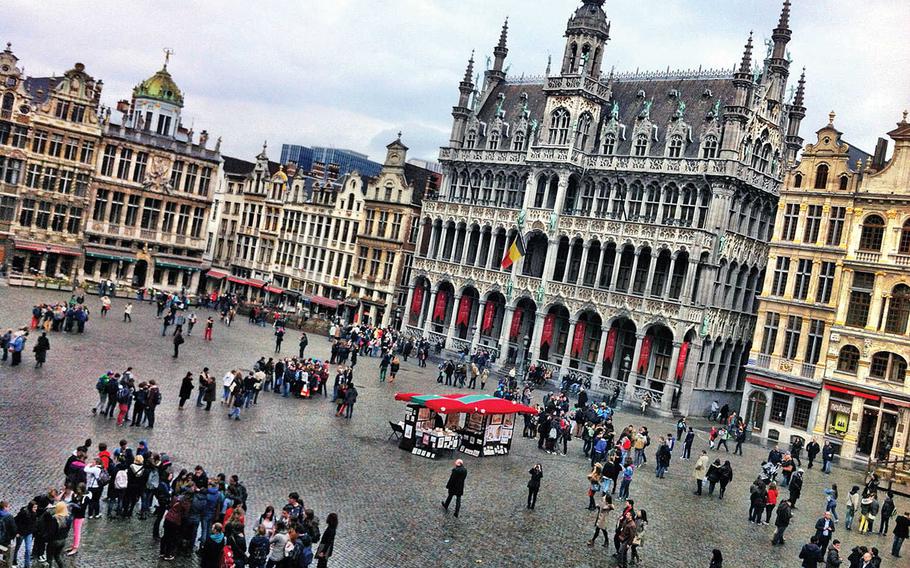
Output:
top-left (0, 285), bottom-right (900, 568)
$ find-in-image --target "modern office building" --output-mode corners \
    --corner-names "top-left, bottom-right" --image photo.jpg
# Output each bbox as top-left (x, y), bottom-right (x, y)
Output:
top-left (280, 144), bottom-right (382, 178)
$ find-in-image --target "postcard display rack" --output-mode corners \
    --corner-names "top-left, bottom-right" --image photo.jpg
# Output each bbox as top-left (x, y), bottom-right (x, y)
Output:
top-left (458, 412), bottom-right (515, 457)
top-left (398, 405), bottom-right (461, 459)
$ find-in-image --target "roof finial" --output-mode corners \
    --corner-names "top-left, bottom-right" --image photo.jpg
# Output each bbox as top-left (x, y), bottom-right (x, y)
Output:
top-left (778, 0), bottom-right (791, 30)
top-left (828, 111), bottom-right (836, 126)
top-left (738, 31), bottom-right (753, 74)
top-left (163, 47), bottom-right (174, 69)
top-left (4, 42), bottom-right (11, 52)
top-left (397, 130), bottom-right (402, 140)
top-left (498, 17), bottom-right (509, 49)
top-left (794, 67), bottom-right (806, 106)
top-left (463, 50), bottom-right (475, 84)
top-left (902, 110), bottom-right (908, 124)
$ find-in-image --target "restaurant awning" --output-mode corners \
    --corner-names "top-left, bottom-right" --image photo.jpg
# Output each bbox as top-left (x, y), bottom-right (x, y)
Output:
top-left (395, 392), bottom-right (537, 415)
top-left (264, 285), bottom-right (284, 294)
top-left (206, 268), bottom-right (229, 280)
top-left (84, 246), bottom-right (136, 263)
top-left (156, 258), bottom-right (203, 271)
top-left (746, 375), bottom-right (818, 399)
top-left (15, 240), bottom-right (82, 256)
top-left (227, 276), bottom-right (248, 285)
top-left (308, 295), bottom-right (341, 309)
top-left (247, 278), bottom-right (266, 289)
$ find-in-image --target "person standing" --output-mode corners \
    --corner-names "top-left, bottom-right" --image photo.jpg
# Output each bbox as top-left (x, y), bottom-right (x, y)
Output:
top-left (299, 332), bottom-right (309, 359)
top-left (772, 499), bottom-right (793, 545)
top-left (315, 512), bottom-right (337, 568)
top-left (618, 458), bottom-right (634, 501)
top-left (733, 426), bottom-right (746, 456)
top-left (676, 417), bottom-right (687, 442)
top-left (693, 451), bottom-right (709, 495)
top-left (845, 486), bottom-right (861, 530)
top-left (204, 316), bottom-right (214, 341)
top-left (586, 493), bottom-right (614, 547)
top-left (9, 330), bottom-right (27, 366)
top-left (178, 372), bottom-right (194, 409)
top-left (718, 460), bottom-right (733, 500)
top-left (709, 549), bottom-right (723, 568)
top-left (123, 303), bottom-right (132, 322)
top-left (789, 469), bottom-right (804, 509)
top-left (442, 459), bottom-right (467, 518)
top-left (799, 535), bottom-right (824, 568)
top-left (172, 328), bottom-right (184, 358)
top-left (825, 540), bottom-right (842, 568)
top-left (655, 437), bottom-right (671, 479)
top-left (45, 502), bottom-right (72, 568)
top-left (815, 511), bottom-right (836, 556)
top-left (892, 511), bottom-right (909, 558)
top-left (526, 464), bottom-right (543, 510)
top-left (274, 327), bottom-right (285, 353)
top-left (682, 427), bottom-right (695, 460)
top-left (806, 437), bottom-right (821, 469)
top-left (879, 491), bottom-right (896, 536)
top-left (13, 500), bottom-right (37, 566)
top-left (145, 380), bottom-right (161, 428)
top-left (821, 441), bottom-right (835, 474)
top-left (33, 332), bottom-right (50, 368)
top-left (764, 482), bottom-right (779, 524)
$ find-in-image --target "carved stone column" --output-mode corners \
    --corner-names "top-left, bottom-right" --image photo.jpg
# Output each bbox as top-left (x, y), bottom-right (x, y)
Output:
top-left (662, 341), bottom-right (683, 411)
top-left (591, 326), bottom-right (610, 381)
top-left (662, 255), bottom-right (677, 300)
top-left (628, 249), bottom-right (641, 294)
top-left (445, 292), bottom-right (461, 345)
top-left (404, 284), bottom-right (415, 328)
top-left (577, 242), bottom-right (591, 286)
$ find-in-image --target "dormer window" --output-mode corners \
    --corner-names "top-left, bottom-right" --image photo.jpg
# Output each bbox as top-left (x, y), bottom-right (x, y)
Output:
top-left (512, 130), bottom-right (525, 151)
top-left (489, 131), bottom-right (500, 150)
top-left (667, 134), bottom-right (684, 158)
top-left (701, 135), bottom-right (718, 159)
top-left (602, 132), bottom-right (616, 155)
top-left (465, 129), bottom-right (476, 149)
top-left (633, 133), bottom-right (649, 156)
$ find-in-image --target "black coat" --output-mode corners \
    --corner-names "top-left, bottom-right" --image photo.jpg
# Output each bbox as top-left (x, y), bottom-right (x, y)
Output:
top-left (200, 535), bottom-right (224, 568)
top-left (446, 465), bottom-right (467, 496)
top-left (527, 468), bottom-right (543, 490)
top-left (798, 542), bottom-right (822, 567)
top-left (179, 376), bottom-right (194, 399)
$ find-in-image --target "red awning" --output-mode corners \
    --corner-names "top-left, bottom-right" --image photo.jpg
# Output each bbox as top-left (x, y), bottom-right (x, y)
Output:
top-left (247, 278), bottom-right (266, 289)
top-left (14, 241), bottom-right (81, 256)
top-left (207, 268), bottom-right (229, 280)
top-left (882, 396), bottom-right (910, 408)
top-left (227, 276), bottom-right (249, 285)
top-left (309, 296), bottom-right (341, 309)
top-left (746, 375), bottom-right (818, 399)
top-left (265, 286), bottom-right (284, 294)
top-left (825, 384), bottom-right (880, 401)
top-left (469, 398), bottom-right (538, 415)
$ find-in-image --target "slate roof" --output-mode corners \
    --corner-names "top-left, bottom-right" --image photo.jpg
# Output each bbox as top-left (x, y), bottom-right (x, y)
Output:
top-left (475, 71), bottom-right (739, 158)
top-left (23, 76), bottom-right (60, 104)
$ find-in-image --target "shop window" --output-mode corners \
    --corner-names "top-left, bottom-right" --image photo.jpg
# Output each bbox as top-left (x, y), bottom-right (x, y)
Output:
top-left (826, 399), bottom-right (852, 438)
top-left (769, 392), bottom-right (789, 424)
top-left (836, 345), bottom-right (859, 374)
top-left (746, 391), bottom-right (767, 431)
top-left (792, 398), bottom-right (813, 430)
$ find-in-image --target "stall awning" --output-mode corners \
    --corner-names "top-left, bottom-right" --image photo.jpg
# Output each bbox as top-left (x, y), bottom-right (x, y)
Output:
top-left (206, 268), bottom-right (229, 280)
top-left (265, 285), bottom-right (284, 294)
top-left (227, 276), bottom-right (248, 285)
top-left (156, 258), bottom-right (203, 272)
top-left (247, 278), bottom-right (266, 289)
top-left (15, 240), bottom-right (82, 256)
top-left (84, 246), bottom-right (135, 263)
top-left (308, 296), bottom-right (341, 309)
top-left (395, 392), bottom-right (537, 415)
top-left (746, 375), bottom-right (818, 399)
top-left (825, 383), bottom-right (880, 401)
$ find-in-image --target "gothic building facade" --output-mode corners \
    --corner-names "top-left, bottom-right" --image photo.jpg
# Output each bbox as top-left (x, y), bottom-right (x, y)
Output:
top-left (408, 0), bottom-right (804, 415)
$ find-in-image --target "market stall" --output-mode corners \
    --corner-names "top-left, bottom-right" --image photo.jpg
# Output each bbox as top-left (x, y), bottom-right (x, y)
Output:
top-left (393, 393), bottom-right (536, 459)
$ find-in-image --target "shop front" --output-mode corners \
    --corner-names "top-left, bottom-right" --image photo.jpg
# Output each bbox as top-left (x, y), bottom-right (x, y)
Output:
top-left (10, 240), bottom-right (81, 279)
top-left (815, 382), bottom-right (910, 463)
top-left (741, 374), bottom-right (820, 446)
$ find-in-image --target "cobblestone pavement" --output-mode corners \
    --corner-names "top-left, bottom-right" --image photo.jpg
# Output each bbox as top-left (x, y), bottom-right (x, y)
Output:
top-left (0, 284), bottom-right (903, 568)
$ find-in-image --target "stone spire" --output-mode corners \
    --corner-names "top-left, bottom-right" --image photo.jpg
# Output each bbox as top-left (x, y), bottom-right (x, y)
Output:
top-left (771, 0), bottom-right (792, 60)
top-left (738, 31), bottom-right (753, 75)
top-left (462, 51), bottom-right (475, 85)
top-left (492, 17), bottom-right (509, 75)
top-left (784, 67), bottom-right (806, 164)
top-left (793, 67), bottom-right (806, 107)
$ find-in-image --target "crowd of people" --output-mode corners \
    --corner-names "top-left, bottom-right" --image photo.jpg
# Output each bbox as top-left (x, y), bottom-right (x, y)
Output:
top-left (0, 437), bottom-right (339, 567)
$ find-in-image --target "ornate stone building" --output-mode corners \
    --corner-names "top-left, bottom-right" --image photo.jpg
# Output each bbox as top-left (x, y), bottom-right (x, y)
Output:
top-left (744, 112), bottom-right (869, 448)
top-left (81, 59), bottom-right (221, 292)
top-left (0, 43), bottom-right (102, 276)
top-left (407, 0), bottom-right (804, 415)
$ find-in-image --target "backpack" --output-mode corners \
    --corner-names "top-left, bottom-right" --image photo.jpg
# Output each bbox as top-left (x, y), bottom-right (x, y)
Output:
top-left (96, 376), bottom-right (108, 392)
top-left (147, 468), bottom-right (160, 490)
top-left (151, 389), bottom-right (162, 406)
top-left (117, 387), bottom-right (132, 404)
top-left (98, 468), bottom-right (111, 486)
top-left (114, 469), bottom-right (129, 490)
top-left (221, 545), bottom-right (235, 568)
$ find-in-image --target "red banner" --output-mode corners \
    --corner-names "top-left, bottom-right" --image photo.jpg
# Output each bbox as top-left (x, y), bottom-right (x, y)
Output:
top-left (637, 335), bottom-right (652, 373)
top-left (571, 321), bottom-right (586, 357)
top-left (509, 309), bottom-right (523, 340)
top-left (675, 341), bottom-right (689, 381)
top-left (410, 286), bottom-right (424, 315)
top-left (456, 296), bottom-right (471, 326)
top-left (433, 291), bottom-right (447, 322)
top-left (603, 327), bottom-right (618, 361)
top-left (540, 314), bottom-right (555, 347)
top-left (482, 302), bottom-right (496, 334)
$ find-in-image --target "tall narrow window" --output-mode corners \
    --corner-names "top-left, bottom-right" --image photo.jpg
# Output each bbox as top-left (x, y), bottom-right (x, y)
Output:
top-left (826, 206), bottom-right (846, 246)
top-left (885, 284), bottom-right (910, 334)
top-left (815, 261), bottom-right (835, 304)
top-left (602, 132), bottom-right (616, 155)
top-left (814, 164), bottom-right (829, 189)
top-left (548, 108), bottom-right (570, 145)
top-left (488, 131), bottom-right (500, 150)
top-left (575, 113), bottom-right (592, 150)
top-left (793, 259), bottom-right (812, 300)
top-left (859, 215), bottom-right (885, 251)
top-left (793, 172), bottom-right (803, 188)
top-left (783, 315), bottom-right (803, 359)
top-left (771, 256), bottom-right (791, 296)
top-left (100, 144), bottom-right (116, 176)
top-left (667, 134), bottom-right (683, 157)
top-left (845, 271), bottom-right (875, 328)
top-left (805, 319), bottom-right (825, 364)
top-left (780, 203), bottom-right (799, 241)
top-left (633, 133), bottom-right (649, 156)
top-left (116, 148), bottom-right (133, 180)
top-left (133, 152), bottom-right (148, 183)
top-left (701, 135), bottom-right (718, 159)
top-left (760, 312), bottom-right (780, 355)
top-left (803, 205), bottom-right (822, 243)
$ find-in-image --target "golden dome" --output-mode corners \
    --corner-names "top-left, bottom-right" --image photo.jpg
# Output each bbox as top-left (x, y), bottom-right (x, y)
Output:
top-left (132, 65), bottom-right (184, 107)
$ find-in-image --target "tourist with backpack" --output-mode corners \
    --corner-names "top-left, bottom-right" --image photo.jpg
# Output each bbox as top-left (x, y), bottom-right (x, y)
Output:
top-left (145, 381), bottom-right (162, 428)
top-left (116, 378), bottom-right (135, 426)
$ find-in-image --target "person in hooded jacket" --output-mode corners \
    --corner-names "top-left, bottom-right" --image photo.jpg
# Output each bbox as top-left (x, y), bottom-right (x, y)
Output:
top-left (718, 460), bottom-right (734, 500)
top-left (200, 522), bottom-right (226, 568)
top-left (845, 486), bottom-right (861, 530)
top-left (122, 454), bottom-right (148, 517)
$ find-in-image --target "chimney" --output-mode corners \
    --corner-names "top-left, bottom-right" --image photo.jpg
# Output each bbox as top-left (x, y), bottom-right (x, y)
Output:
top-left (872, 137), bottom-right (888, 170)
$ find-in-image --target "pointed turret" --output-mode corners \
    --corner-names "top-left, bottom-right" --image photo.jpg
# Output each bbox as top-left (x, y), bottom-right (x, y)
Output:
top-left (785, 68), bottom-right (806, 164)
top-left (772, 0), bottom-right (792, 60)
top-left (766, 0), bottom-right (793, 103)
top-left (458, 52), bottom-right (475, 108)
top-left (493, 18), bottom-right (508, 72)
top-left (738, 32), bottom-right (753, 75)
top-left (720, 31), bottom-right (757, 159)
top-left (561, 0), bottom-right (610, 77)
top-left (450, 52), bottom-right (476, 148)
top-left (793, 68), bottom-right (806, 107)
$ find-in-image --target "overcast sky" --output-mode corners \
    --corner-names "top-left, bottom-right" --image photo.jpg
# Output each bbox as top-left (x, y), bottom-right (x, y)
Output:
top-left (5, 0), bottom-right (908, 164)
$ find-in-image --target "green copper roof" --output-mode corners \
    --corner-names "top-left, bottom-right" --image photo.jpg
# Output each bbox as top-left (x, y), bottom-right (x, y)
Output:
top-left (132, 65), bottom-right (184, 107)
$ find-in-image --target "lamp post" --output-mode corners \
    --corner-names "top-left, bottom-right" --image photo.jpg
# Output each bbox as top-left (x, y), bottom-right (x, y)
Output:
top-left (394, 308), bottom-right (402, 331)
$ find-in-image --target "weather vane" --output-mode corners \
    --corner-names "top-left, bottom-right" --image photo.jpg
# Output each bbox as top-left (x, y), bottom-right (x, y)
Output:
top-left (163, 47), bottom-right (174, 68)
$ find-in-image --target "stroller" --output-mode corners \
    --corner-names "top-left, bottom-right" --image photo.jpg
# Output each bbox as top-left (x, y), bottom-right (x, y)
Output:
top-left (759, 461), bottom-right (779, 484)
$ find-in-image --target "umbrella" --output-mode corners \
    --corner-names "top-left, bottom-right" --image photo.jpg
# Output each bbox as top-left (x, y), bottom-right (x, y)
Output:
top-left (468, 397), bottom-right (538, 415)
top-left (424, 397), bottom-right (475, 414)
top-left (393, 392), bottom-right (421, 402)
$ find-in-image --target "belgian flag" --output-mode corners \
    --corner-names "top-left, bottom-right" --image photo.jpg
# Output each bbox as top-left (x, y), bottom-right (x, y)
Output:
top-left (500, 233), bottom-right (525, 270)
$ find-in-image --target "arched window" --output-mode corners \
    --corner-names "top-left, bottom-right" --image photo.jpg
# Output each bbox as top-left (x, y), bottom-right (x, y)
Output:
top-left (837, 345), bottom-right (860, 374)
top-left (1, 93), bottom-right (13, 112)
top-left (900, 219), bottom-right (910, 254)
top-left (886, 284), bottom-right (910, 334)
top-left (628, 182), bottom-right (643, 220)
top-left (870, 352), bottom-right (907, 383)
top-left (575, 112), bottom-right (593, 150)
top-left (839, 175), bottom-right (848, 190)
top-left (759, 143), bottom-right (773, 172)
top-left (667, 134), bottom-right (684, 158)
top-left (548, 108), bottom-right (570, 145)
top-left (512, 130), bottom-right (525, 151)
top-left (488, 131), bottom-right (500, 150)
top-left (793, 172), bottom-right (803, 188)
top-left (859, 215), bottom-right (885, 251)
top-left (701, 135), bottom-right (718, 159)
top-left (814, 164), bottom-right (829, 189)
top-left (465, 129), bottom-right (477, 149)
top-left (602, 132), bottom-right (616, 155)
top-left (633, 133), bottom-right (648, 156)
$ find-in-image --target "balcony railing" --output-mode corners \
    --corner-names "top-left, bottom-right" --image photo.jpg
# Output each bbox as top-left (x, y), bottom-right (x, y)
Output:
top-left (750, 354), bottom-right (821, 381)
top-left (855, 251), bottom-right (881, 263)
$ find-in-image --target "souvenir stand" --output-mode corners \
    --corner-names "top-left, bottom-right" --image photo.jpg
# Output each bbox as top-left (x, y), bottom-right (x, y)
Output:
top-left (393, 393), bottom-right (536, 459)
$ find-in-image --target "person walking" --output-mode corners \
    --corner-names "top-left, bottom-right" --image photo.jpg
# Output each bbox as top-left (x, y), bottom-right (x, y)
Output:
top-left (879, 491), bottom-right (895, 536)
top-left (799, 535), bottom-right (824, 568)
top-left (718, 460), bottom-right (733, 499)
top-left (172, 328), bottom-right (184, 358)
top-left (178, 371), bottom-right (194, 409)
top-left (32, 332), bottom-right (50, 368)
top-left (806, 437), bottom-right (821, 469)
top-left (821, 441), bottom-right (835, 474)
top-left (526, 464), bottom-right (542, 510)
top-left (789, 469), bottom-right (804, 508)
top-left (815, 511), bottom-right (836, 556)
top-left (442, 459), bottom-right (467, 518)
top-left (825, 484), bottom-right (839, 522)
top-left (825, 540), bottom-right (842, 568)
top-left (772, 499), bottom-right (793, 545)
top-left (586, 493), bottom-right (614, 547)
top-left (13, 500), bottom-right (37, 567)
top-left (892, 511), bottom-right (909, 558)
top-left (845, 486), bottom-right (860, 530)
top-left (706, 458), bottom-right (722, 497)
top-left (123, 302), bottom-right (132, 322)
top-left (733, 426), bottom-right (746, 456)
top-left (693, 450), bottom-right (709, 495)
top-left (274, 327), bottom-right (284, 353)
top-left (45, 502), bottom-right (72, 568)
